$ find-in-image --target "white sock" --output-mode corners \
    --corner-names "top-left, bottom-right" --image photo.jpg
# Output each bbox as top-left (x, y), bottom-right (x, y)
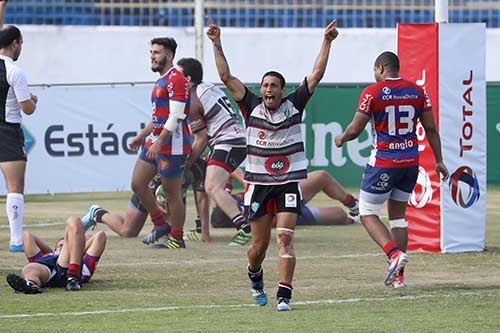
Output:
top-left (6, 193), bottom-right (24, 246)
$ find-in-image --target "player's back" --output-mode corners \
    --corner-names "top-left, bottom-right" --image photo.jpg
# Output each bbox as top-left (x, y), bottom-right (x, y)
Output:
top-left (359, 78), bottom-right (431, 168)
top-left (195, 82), bottom-right (245, 147)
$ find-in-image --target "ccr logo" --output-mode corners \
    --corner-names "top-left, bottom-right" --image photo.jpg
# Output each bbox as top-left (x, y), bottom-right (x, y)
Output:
top-left (382, 87), bottom-right (391, 94)
top-left (409, 166), bottom-right (433, 208)
top-left (258, 131), bottom-right (266, 140)
top-left (449, 166), bottom-right (480, 208)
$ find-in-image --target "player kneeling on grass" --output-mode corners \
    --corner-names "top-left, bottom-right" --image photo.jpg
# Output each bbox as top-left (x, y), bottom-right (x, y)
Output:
top-left (6, 216), bottom-right (106, 293)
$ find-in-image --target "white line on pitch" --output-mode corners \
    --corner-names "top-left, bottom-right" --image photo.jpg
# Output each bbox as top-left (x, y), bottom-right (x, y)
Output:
top-left (0, 292), bottom-right (481, 319)
top-left (0, 222), bottom-right (66, 229)
top-left (1, 253), bottom-right (383, 271)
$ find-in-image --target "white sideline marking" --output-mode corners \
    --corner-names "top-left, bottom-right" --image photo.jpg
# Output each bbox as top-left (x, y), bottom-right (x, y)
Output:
top-left (0, 292), bottom-right (480, 319)
top-left (2, 253), bottom-right (383, 271)
top-left (0, 222), bottom-right (65, 229)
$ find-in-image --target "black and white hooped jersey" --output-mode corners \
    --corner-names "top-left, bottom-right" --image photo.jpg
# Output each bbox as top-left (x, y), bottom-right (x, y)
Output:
top-left (237, 78), bottom-right (312, 185)
top-left (0, 55), bottom-right (31, 124)
top-left (188, 82), bottom-right (246, 148)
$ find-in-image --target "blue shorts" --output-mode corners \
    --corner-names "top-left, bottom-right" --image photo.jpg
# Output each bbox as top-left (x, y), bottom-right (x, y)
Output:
top-left (360, 165), bottom-right (419, 204)
top-left (138, 146), bottom-right (186, 179)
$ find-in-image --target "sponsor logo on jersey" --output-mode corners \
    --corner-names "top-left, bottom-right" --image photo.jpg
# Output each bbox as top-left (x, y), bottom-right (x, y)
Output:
top-left (264, 156), bottom-right (290, 176)
top-left (359, 93), bottom-right (373, 112)
top-left (449, 166), bottom-right (480, 208)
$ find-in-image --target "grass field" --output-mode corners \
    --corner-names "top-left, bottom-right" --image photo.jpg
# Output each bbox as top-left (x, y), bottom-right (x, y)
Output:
top-left (1, 188), bottom-right (499, 332)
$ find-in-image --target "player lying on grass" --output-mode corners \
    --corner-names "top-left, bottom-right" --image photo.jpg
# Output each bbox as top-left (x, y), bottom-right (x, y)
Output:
top-left (212, 169), bottom-right (360, 228)
top-left (6, 216), bottom-right (106, 293)
top-left (81, 158), bottom-right (212, 244)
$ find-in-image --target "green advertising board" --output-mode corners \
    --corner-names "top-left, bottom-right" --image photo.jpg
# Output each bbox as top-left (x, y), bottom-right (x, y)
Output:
top-left (225, 83), bottom-right (500, 187)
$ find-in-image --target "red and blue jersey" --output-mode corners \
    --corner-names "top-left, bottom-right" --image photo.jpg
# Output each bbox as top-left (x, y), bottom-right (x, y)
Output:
top-left (357, 77), bottom-right (431, 168)
top-left (146, 67), bottom-right (191, 155)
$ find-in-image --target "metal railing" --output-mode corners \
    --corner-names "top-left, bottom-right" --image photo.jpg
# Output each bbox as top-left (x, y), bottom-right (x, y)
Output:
top-left (5, 0), bottom-right (500, 28)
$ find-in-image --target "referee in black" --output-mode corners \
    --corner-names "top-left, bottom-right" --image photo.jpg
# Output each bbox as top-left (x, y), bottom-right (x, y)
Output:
top-left (0, 1), bottom-right (38, 252)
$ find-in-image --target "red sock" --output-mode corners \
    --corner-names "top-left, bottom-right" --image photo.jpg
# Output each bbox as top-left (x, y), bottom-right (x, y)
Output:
top-left (341, 194), bottom-right (356, 207)
top-left (383, 241), bottom-right (401, 259)
top-left (67, 263), bottom-right (81, 279)
top-left (170, 227), bottom-right (183, 241)
top-left (150, 210), bottom-right (166, 228)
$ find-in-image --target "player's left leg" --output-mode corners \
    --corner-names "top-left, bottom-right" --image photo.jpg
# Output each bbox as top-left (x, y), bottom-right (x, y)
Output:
top-left (0, 160), bottom-right (26, 252)
top-left (57, 216), bottom-right (86, 291)
top-left (205, 147), bottom-right (249, 245)
top-left (386, 166), bottom-right (418, 288)
top-left (153, 154), bottom-right (187, 249)
top-left (299, 170), bottom-right (359, 221)
top-left (80, 231), bottom-right (107, 283)
top-left (275, 212), bottom-right (297, 311)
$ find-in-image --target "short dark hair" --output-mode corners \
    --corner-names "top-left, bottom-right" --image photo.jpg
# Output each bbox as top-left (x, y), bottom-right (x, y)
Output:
top-left (177, 57), bottom-right (203, 84)
top-left (261, 71), bottom-right (286, 88)
top-left (0, 26), bottom-right (22, 49)
top-left (150, 37), bottom-right (177, 57)
top-left (374, 51), bottom-right (400, 72)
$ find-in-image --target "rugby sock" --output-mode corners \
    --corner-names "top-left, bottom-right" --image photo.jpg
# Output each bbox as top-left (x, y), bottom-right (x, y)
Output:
top-left (170, 227), bottom-right (184, 242)
top-left (224, 183), bottom-right (233, 193)
top-left (233, 214), bottom-right (251, 233)
top-left (194, 217), bottom-right (202, 233)
top-left (247, 265), bottom-right (263, 282)
top-left (150, 210), bottom-right (168, 229)
top-left (277, 281), bottom-right (293, 300)
top-left (341, 193), bottom-right (357, 208)
top-left (383, 241), bottom-right (401, 259)
top-left (67, 263), bottom-right (81, 279)
top-left (94, 208), bottom-right (109, 223)
top-left (6, 193), bottom-right (24, 246)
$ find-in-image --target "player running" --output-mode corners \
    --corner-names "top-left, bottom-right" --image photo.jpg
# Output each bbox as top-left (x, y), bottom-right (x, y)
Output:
top-left (177, 57), bottom-right (249, 246)
top-left (335, 51), bottom-right (449, 288)
top-left (207, 16), bottom-right (339, 311)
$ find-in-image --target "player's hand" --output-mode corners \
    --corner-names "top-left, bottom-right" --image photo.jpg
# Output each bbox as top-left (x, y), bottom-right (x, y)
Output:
top-left (334, 134), bottom-right (343, 148)
top-left (30, 94), bottom-right (38, 104)
top-left (128, 135), bottom-right (143, 152)
top-left (146, 141), bottom-right (161, 160)
top-left (436, 161), bottom-right (449, 182)
top-left (206, 16), bottom-right (221, 42)
top-left (324, 19), bottom-right (339, 42)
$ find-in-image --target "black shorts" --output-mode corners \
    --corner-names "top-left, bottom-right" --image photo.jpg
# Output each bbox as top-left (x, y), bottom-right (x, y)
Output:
top-left (244, 182), bottom-right (302, 221)
top-left (0, 123), bottom-right (26, 162)
top-left (208, 146), bottom-right (246, 173)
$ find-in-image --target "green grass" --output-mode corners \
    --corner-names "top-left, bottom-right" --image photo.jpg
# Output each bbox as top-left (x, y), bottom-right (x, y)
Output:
top-left (1, 189), bottom-right (499, 332)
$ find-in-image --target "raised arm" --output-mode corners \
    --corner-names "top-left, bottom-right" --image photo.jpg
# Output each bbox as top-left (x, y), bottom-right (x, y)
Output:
top-left (206, 16), bottom-right (246, 102)
top-left (0, 0), bottom-right (7, 30)
top-left (306, 19), bottom-right (339, 93)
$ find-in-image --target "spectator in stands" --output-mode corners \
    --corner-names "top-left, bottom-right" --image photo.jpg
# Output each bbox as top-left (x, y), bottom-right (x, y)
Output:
top-left (6, 216), bottom-right (106, 293)
top-left (207, 16), bottom-right (338, 311)
top-left (0, 1), bottom-right (38, 253)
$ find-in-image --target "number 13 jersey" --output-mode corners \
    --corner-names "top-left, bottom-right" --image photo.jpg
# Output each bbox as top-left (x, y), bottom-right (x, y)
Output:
top-left (357, 77), bottom-right (432, 168)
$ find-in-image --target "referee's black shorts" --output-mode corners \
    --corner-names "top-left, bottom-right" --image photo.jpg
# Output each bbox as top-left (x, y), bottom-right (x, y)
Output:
top-left (0, 123), bottom-right (27, 162)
